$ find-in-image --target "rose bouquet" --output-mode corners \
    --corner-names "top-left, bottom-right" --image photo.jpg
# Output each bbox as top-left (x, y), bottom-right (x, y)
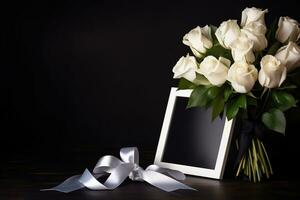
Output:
top-left (172, 7), bottom-right (300, 182)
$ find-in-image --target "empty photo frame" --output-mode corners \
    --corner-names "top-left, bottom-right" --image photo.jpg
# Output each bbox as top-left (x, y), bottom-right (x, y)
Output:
top-left (154, 87), bottom-right (235, 179)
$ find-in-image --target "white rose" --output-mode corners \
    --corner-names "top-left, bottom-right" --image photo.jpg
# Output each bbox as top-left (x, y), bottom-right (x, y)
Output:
top-left (197, 56), bottom-right (231, 86)
top-left (229, 33), bottom-right (255, 63)
top-left (241, 7), bottom-right (268, 27)
top-left (275, 42), bottom-right (300, 72)
top-left (241, 22), bottom-right (268, 51)
top-left (227, 62), bottom-right (258, 93)
top-left (183, 26), bottom-right (213, 57)
top-left (172, 54), bottom-right (198, 83)
top-left (258, 55), bottom-right (287, 88)
top-left (276, 16), bottom-right (300, 43)
top-left (215, 20), bottom-right (241, 49)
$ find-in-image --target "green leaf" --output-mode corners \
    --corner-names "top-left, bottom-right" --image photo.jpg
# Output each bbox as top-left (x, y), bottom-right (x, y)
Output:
top-left (207, 86), bottom-right (222, 99)
top-left (195, 73), bottom-right (211, 85)
top-left (211, 94), bottom-right (225, 120)
top-left (178, 78), bottom-right (197, 90)
top-left (272, 91), bottom-right (296, 111)
top-left (239, 94), bottom-right (247, 109)
top-left (187, 86), bottom-right (210, 108)
top-left (262, 108), bottom-right (286, 134)
top-left (267, 41), bottom-right (281, 55)
top-left (209, 25), bottom-right (218, 33)
top-left (226, 94), bottom-right (247, 120)
top-left (226, 101), bottom-right (239, 120)
top-left (224, 85), bottom-right (233, 102)
top-left (205, 44), bottom-right (233, 62)
top-left (209, 25), bottom-right (219, 45)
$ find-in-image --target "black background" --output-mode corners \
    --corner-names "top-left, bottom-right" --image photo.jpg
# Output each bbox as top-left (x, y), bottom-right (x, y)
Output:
top-left (1, 0), bottom-right (300, 179)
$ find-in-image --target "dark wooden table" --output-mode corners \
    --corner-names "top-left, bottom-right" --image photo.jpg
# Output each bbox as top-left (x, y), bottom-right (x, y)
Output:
top-left (1, 150), bottom-right (298, 200)
top-left (1, 175), bottom-right (297, 200)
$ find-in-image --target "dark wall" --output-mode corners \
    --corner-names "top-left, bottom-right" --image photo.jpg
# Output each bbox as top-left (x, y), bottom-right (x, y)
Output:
top-left (1, 0), bottom-right (300, 177)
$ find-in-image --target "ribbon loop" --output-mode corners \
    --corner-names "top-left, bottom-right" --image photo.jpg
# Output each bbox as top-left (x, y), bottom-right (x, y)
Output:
top-left (93, 155), bottom-right (122, 173)
top-left (120, 147), bottom-right (139, 164)
top-left (42, 147), bottom-right (196, 193)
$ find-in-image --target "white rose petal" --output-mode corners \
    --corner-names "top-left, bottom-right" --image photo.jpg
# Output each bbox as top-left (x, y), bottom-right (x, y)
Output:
top-left (215, 20), bottom-right (241, 49)
top-left (241, 22), bottom-right (268, 51)
top-left (241, 7), bottom-right (268, 27)
top-left (197, 56), bottom-right (231, 86)
top-left (230, 33), bottom-right (255, 63)
top-left (276, 16), bottom-right (300, 43)
top-left (172, 54), bottom-right (198, 83)
top-left (227, 62), bottom-right (258, 93)
top-left (258, 55), bottom-right (287, 88)
top-left (183, 25), bottom-right (213, 57)
top-left (275, 42), bottom-right (300, 72)
top-left (243, 21), bottom-right (267, 35)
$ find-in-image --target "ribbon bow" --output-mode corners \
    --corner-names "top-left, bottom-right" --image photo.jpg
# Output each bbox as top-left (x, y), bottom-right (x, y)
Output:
top-left (42, 147), bottom-right (196, 193)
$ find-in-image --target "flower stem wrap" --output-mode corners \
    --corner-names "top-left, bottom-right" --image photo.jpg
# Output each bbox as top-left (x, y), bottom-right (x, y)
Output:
top-left (235, 120), bottom-right (273, 182)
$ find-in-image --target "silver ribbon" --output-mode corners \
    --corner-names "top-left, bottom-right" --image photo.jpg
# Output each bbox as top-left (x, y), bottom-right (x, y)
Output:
top-left (42, 147), bottom-right (196, 193)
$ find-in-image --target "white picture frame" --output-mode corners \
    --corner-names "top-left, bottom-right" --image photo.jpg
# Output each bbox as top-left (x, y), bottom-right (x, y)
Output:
top-left (154, 87), bottom-right (235, 179)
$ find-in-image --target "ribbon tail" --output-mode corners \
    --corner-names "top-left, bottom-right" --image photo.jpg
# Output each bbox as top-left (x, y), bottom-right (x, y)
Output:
top-left (146, 165), bottom-right (185, 180)
top-left (142, 170), bottom-right (197, 192)
top-left (40, 175), bottom-right (84, 193)
top-left (78, 169), bottom-right (109, 190)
